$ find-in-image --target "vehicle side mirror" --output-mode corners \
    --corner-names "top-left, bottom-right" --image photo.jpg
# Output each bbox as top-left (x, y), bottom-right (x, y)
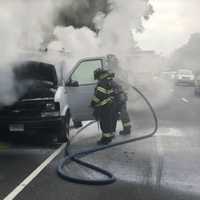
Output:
top-left (65, 80), bottom-right (79, 87)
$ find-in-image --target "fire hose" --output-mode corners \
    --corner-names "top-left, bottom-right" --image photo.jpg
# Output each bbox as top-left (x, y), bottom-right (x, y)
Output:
top-left (57, 86), bottom-right (158, 185)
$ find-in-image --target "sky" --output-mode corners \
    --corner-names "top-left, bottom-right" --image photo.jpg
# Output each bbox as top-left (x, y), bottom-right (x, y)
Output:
top-left (134, 0), bottom-right (200, 56)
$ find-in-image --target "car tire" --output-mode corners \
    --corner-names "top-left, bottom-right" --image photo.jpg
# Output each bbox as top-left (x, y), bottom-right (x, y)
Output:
top-left (57, 113), bottom-right (70, 144)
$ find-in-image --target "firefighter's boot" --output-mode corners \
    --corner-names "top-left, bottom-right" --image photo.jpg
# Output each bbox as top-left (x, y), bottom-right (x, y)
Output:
top-left (97, 133), bottom-right (114, 145)
top-left (119, 126), bottom-right (131, 135)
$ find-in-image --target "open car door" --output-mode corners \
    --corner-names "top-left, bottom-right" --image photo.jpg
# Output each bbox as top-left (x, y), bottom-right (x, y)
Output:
top-left (65, 58), bottom-right (103, 121)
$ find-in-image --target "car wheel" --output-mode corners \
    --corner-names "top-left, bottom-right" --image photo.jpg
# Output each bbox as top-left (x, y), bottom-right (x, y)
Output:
top-left (57, 113), bottom-right (70, 144)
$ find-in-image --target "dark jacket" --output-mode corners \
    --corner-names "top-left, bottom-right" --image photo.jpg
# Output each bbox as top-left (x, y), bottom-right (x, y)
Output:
top-left (91, 77), bottom-right (115, 109)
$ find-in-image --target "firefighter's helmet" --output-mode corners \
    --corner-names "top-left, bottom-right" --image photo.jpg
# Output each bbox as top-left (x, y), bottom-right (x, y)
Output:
top-left (94, 68), bottom-right (110, 80)
top-left (107, 54), bottom-right (119, 65)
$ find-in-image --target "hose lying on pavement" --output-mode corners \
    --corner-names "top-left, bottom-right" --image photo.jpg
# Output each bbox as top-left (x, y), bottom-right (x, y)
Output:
top-left (57, 86), bottom-right (158, 185)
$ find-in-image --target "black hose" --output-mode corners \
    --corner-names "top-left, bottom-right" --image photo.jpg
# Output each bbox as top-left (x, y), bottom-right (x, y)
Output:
top-left (57, 86), bottom-right (158, 185)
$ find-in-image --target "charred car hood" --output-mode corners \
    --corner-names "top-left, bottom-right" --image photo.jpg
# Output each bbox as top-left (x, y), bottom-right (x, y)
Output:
top-left (18, 81), bottom-right (57, 100)
top-left (13, 60), bottom-right (58, 101)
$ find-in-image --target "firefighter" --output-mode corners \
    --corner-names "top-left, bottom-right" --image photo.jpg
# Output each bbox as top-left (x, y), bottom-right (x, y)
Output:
top-left (110, 73), bottom-right (131, 135)
top-left (91, 68), bottom-right (118, 145)
top-left (106, 54), bottom-right (131, 135)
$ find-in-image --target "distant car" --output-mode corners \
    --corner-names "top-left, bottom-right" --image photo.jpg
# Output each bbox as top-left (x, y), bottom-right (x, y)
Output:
top-left (161, 71), bottom-right (177, 80)
top-left (194, 74), bottom-right (200, 96)
top-left (175, 69), bottom-right (194, 86)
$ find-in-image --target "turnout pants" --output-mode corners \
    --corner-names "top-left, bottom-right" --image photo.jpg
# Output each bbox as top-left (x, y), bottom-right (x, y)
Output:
top-left (99, 104), bottom-right (118, 134)
top-left (120, 103), bottom-right (131, 129)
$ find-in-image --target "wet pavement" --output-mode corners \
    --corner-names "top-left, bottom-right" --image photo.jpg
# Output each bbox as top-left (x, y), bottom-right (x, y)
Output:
top-left (1, 85), bottom-right (200, 200)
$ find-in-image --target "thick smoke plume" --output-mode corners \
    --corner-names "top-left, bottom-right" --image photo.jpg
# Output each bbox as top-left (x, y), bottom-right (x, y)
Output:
top-left (0, 0), bottom-right (57, 105)
top-left (50, 0), bottom-right (154, 66)
top-left (49, 0), bottom-right (170, 111)
top-left (54, 0), bottom-right (110, 32)
top-left (169, 33), bottom-right (200, 72)
top-left (0, 0), bottom-right (171, 111)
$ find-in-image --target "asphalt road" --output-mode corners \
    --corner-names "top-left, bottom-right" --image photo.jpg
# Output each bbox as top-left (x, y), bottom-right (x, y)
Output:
top-left (1, 84), bottom-right (200, 200)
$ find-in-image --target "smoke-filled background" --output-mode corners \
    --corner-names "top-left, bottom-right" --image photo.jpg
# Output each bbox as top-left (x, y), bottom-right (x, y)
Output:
top-left (169, 33), bottom-right (200, 72)
top-left (0, 0), bottom-right (171, 110)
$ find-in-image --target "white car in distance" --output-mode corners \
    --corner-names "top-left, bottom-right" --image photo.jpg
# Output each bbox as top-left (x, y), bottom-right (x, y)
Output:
top-left (175, 69), bottom-right (194, 86)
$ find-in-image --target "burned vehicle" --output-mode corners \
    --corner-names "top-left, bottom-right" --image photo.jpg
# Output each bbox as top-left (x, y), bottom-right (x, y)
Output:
top-left (0, 60), bottom-right (69, 142)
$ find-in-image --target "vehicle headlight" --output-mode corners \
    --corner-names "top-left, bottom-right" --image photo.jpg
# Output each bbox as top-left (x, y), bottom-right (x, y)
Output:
top-left (41, 102), bottom-right (60, 117)
top-left (45, 102), bottom-right (60, 111)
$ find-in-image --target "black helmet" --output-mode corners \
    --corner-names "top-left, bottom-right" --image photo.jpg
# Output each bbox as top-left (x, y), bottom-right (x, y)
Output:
top-left (106, 54), bottom-right (119, 69)
top-left (94, 68), bottom-right (110, 80)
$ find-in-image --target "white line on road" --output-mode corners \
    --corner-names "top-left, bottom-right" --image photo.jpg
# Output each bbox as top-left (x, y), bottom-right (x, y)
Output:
top-left (181, 97), bottom-right (189, 103)
top-left (3, 143), bottom-right (66, 200)
top-left (155, 133), bottom-right (164, 186)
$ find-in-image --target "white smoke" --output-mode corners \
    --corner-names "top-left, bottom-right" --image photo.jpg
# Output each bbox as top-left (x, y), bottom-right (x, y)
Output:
top-left (48, 0), bottom-right (171, 110)
top-left (0, 0), bottom-right (56, 105)
top-left (0, 67), bottom-right (17, 106)
top-left (50, 0), bottom-right (152, 67)
top-left (0, 0), bottom-right (172, 110)
top-left (0, 1), bottom-right (55, 50)
top-left (51, 26), bottom-right (100, 64)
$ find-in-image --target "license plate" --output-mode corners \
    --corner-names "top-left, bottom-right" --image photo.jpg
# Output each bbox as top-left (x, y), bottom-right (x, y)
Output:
top-left (9, 124), bottom-right (24, 132)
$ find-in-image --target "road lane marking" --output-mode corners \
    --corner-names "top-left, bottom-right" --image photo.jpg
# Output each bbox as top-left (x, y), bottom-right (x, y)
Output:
top-left (3, 143), bottom-right (66, 200)
top-left (155, 132), bottom-right (164, 186)
top-left (181, 98), bottom-right (189, 103)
